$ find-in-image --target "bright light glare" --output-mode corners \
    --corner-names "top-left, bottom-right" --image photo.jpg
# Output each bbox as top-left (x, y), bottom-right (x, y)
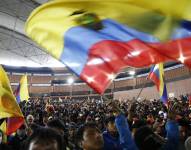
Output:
top-left (129, 70), bottom-right (135, 75)
top-left (178, 53), bottom-right (186, 63)
top-left (107, 73), bottom-right (115, 80)
top-left (131, 51), bottom-right (140, 56)
top-left (67, 78), bottom-right (74, 84)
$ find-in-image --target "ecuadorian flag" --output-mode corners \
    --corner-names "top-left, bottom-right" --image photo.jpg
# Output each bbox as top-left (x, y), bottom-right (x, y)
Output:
top-left (25, 0), bottom-right (191, 94)
top-left (0, 66), bottom-right (24, 135)
top-left (148, 63), bottom-right (168, 105)
top-left (14, 75), bottom-right (29, 103)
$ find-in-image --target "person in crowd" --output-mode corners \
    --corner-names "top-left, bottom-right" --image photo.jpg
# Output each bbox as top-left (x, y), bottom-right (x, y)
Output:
top-left (134, 103), bottom-right (180, 150)
top-left (47, 119), bottom-right (67, 150)
top-left (102, 116), bottom-right (122, 150)
top-left (0, 129), bottom-right (12, 150)
top-left (76, 123), bottom-right (104, 150)
top-left (17, 94), bottom-right (191, 150)
top-left (9, 124), bottom-right (28, 150)
top-left (25, 127), bottom-right (63, 150)
top-left (67, 123), bottom-right (77, 150)
top-left (26, 115), bottom-right (35, 126)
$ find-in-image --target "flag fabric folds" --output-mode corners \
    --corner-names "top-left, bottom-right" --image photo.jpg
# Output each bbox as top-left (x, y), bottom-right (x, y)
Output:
top-left (0, 120), bottom-right (7, 143)
top-left (25, 0), bottom-right (191, 94)
top-left (14, 75), bottom-right (29, 103)
top-left (0, 66), bottom-right (24, 135)
top-left (148, 63), bottom-right (168, 105)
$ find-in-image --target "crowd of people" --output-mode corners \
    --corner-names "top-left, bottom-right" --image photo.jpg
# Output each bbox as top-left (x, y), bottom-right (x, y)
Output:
top-left (0, 95), bottom-right (191, 150)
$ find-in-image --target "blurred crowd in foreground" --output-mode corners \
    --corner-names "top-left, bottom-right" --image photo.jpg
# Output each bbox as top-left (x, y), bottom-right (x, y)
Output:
top-left (0, 94), bottom-right (191, 150)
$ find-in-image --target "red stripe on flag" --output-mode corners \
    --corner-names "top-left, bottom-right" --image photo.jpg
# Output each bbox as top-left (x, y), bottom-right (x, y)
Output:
top-left (81, 37), bottom-right (191, 94)
top-left (6, 117), bottom-right (24, 135)
top-left (148, 72), bottom-right (160, 90)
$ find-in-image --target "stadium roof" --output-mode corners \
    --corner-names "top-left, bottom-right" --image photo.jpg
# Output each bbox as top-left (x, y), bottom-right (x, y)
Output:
top-left (0, 0), bottom-right (65, 67)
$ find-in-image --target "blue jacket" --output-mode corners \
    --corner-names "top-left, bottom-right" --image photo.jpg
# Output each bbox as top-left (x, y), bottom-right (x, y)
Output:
top-left (103, 130), bottom-right (123, 150)
top-left (115, 114), bottom-right (138, 150)
top-left (163, 120), bottom-right (179, 150)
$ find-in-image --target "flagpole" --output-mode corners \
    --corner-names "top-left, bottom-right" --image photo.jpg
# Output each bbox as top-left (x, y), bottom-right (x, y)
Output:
top-left (135, 78), bottom-right (148, 101)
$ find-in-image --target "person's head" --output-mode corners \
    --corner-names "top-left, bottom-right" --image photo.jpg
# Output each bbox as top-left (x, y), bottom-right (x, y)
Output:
top-left (27, 115), bottom-right (34, 125)
top-left (185, 136), bottom-right (191, 150)
top-left (134, 126), bottom-right (166, 150)
top-left (68, 123), bottom-right (76, 139)
top-left (47, 119), bottom-right (65, 136)
top-left (105, 116), bottom-right (118, 137)
top-left (26, 127), bottom-right (63, 150)
top-left (132, 120), bottom-right (147, 137)
top-left (76, 123), bottom-right (104, 150)
top-left (43, 114), bottom-right (49, 126)
top-left (85, 116), bottom-right (93, 123)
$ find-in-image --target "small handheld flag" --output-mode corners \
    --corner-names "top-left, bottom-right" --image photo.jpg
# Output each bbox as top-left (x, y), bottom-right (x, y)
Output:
top-left (148, 63), bottom-right (168, 106)
top-left (14, 75), bottom-right (29, 103)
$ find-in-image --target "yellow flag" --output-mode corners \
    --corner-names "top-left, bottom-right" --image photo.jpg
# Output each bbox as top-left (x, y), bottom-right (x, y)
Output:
top-left (0, 120), bottom-right (7, 143)
top-left (0, 66), bottom-right (23, 118)
top-left (19, 75), bottom-right (29, 102)
top-left (25, 0), bottom-right (191, 56)
top-left (0, 66), bottom-right (13, 94)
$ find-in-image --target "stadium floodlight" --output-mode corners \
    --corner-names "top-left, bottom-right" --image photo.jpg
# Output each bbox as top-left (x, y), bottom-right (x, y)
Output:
top-left (129, 70), bottom-right (135, 76)
top-left (67, 77), bottom-right (74, 84)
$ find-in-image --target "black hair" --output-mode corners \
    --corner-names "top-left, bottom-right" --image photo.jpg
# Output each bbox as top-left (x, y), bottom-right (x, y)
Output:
top-left (47, 119), bottom-right (65, 131)
top-left (30, 123), bottom-right (41, 131)
top-left (75, 123), bottom-right (98, 148)
top-left (105, 116), bottom-right (115, 125)
top-left (132, 120), bottom-right (147, 129)
top-left (134, 126), bottom-right (166, 150)
top-left (25, 127), bottom-right (63, 150)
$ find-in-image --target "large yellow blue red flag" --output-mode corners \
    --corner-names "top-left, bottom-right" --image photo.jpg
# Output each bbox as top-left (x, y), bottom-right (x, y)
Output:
top-left (0, 66), bottom-right (24, 135)
top-left (25, 0), bottom-right (191, 94)
top-left (14, 75), bottom-right (29, 103)
top-left (0, 120), bottom-right (7, 143)
top-left (148, 63), bottom-right (168, 105)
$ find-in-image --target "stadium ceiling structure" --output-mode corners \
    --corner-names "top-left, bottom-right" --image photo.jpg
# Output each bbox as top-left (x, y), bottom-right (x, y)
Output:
top-left (0, 0), bottom-right (65, 68)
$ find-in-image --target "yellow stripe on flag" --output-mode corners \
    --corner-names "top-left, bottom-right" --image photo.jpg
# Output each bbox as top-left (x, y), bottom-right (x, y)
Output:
top-left (0, 120), bottom-right (7, 143)
top-left (25, 0), bottom-right (191, 58)
top-left (159, 63), bottom-right (165, 97)
top-left (0, 66), bottom-right (23, 118)
top-left (19, 75), bottom-right (29, 101)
